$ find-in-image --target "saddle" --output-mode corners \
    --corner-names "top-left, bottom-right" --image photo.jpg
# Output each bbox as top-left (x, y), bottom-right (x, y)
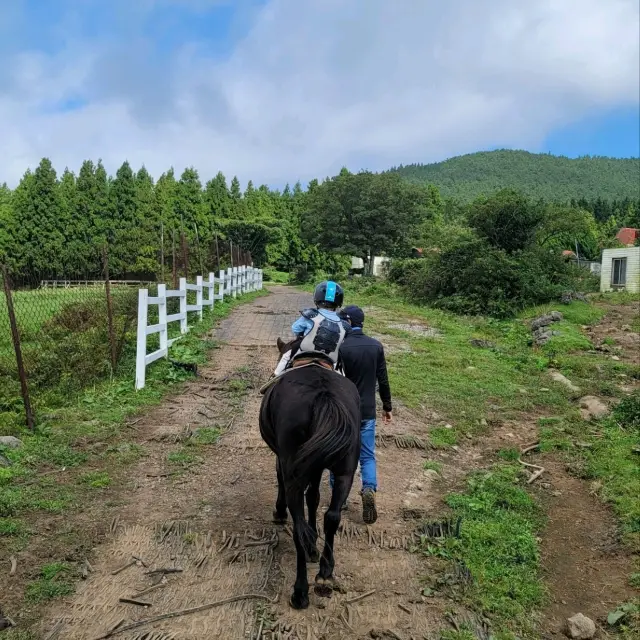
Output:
top-left (258, 355), bottom-right (340, 394)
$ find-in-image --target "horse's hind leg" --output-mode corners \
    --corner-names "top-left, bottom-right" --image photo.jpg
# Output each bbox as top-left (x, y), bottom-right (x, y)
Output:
top-left (272, 458), bottom-right (288, 524)
top-left (315, 473), bottom-right (353, 597)
top-left (288, 488), bottom-right (310, 609)
top-left (304, 472), bottom-right (322, 563)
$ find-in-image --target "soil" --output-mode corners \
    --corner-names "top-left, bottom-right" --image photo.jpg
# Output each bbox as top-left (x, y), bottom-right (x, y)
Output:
top-left (2, 287), bottom-right (637, 639)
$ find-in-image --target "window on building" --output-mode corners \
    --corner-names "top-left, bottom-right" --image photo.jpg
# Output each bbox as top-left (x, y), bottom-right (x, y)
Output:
top-left (611, 257), bottom-right (627, 287)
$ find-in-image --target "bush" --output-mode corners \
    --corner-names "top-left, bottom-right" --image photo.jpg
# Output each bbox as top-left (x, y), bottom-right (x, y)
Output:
top-left (613, 392), bottom-right (640, 431)
top-left (24, 290), bottom-right (138, 394)
top-left (395, 240), bottom-right (578, 318)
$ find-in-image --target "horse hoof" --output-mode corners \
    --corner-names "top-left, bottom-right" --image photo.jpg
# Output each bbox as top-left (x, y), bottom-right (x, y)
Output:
top-left (313, 577), bottom-right (334, 598)
top-left (306, 547), bottom-right (320, 563)
top-left (272, 510), bottom-right (287, 525)
top-left (289, 592), bottom-right (309, 610)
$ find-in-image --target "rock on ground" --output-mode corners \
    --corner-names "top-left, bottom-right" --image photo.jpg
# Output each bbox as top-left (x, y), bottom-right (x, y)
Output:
top-left (549, 371), bottom-right (581, 393)
top-left (565, 613), bottom-right (596, 639)
top-left (0, 436), bottom-right (23, 449)
top-left (578, 396), bottom-right (609, 420)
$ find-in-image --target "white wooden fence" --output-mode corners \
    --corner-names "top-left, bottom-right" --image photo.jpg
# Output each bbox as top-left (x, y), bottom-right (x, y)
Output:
top-left (135, 266), bottom-right (263, 390)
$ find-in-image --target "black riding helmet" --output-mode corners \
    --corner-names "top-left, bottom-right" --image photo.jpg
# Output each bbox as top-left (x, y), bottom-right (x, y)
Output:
top-left (313, 280), bottom-right (344, 308)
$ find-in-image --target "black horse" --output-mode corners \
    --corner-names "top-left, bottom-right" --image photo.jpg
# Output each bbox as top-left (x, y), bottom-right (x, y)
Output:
top-left (259, 338), bottom-right (361, 609)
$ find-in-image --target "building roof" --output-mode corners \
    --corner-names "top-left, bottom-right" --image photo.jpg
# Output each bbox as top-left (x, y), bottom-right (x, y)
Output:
top-left (615, 227), bottom-right (640, 246)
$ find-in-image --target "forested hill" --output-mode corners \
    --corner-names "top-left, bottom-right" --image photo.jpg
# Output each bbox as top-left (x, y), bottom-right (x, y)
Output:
top-left (388, 150), bottom-right (640, 202)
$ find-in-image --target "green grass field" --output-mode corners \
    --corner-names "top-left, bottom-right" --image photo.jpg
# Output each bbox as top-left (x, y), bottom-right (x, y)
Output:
top-left (340, 279), bottom-right (639, 639)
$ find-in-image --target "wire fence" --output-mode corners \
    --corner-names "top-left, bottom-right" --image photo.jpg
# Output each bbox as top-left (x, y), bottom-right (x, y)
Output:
top-left (0, 236), bottom-right (253, 431)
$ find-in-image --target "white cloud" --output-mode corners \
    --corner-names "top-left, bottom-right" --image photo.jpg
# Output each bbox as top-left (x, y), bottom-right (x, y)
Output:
top-left (0, 0), bottom-right (638, 187)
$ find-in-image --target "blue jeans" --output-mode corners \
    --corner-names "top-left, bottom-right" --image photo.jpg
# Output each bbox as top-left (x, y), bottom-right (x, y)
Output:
top-left (330, 418), bottom-right (377, 492)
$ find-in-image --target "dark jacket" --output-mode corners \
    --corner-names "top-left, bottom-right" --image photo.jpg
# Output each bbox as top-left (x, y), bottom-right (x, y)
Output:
top-left (339, 329), bottom-right (392, 420)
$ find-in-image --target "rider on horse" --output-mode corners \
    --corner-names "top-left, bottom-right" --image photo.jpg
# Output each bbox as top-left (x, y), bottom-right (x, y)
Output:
top-left (272, 280), bottom-right (348, 377)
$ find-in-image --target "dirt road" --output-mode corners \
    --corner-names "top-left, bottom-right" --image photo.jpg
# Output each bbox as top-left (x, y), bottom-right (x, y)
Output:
top-left (40, 288), bottom-right (637, 639)
top-left (42, 286), bottom-right (448, 639)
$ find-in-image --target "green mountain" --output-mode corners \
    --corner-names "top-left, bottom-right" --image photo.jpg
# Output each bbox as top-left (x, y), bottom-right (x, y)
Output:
top-left (388, 150), bottom-right (640, 202)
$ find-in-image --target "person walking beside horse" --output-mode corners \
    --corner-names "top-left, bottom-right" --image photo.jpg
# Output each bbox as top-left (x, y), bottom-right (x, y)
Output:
top-left (336, 305), bottom-right (392, 525)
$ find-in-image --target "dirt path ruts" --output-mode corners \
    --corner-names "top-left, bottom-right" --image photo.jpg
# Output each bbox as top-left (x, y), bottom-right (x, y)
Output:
top-left (41, 289), bottom-right (638, 639)
top-left (41, 287), bottom-right (446, 639)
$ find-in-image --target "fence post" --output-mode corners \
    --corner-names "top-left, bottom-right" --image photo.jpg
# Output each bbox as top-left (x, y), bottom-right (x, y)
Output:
top-left (232, 267), bottom-right (238, 298)
top-left (208, 272), bottom-right (215, 310)
top-left (158, 284), bottom-right (168, 356)
top-left (102, 246), bottom-right (118, 373)
top-left (1, 264), bottom-right (34, 430)
top-left (241, 265), bottom-right (246, 295)
top-left (226, 267), bottom-right (233, 298)
top-left (179, 277), bottom-right (188, 333)
top-left (135, 288), bottom-right (149, 390)
top-left (218, 270), bottom-right (225, 302)
top-left (196, 275), bottom-right (203, 321)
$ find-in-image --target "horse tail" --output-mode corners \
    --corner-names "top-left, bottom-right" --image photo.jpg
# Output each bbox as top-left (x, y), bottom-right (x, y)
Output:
top-left (289, 391), bottom-right (356, 490)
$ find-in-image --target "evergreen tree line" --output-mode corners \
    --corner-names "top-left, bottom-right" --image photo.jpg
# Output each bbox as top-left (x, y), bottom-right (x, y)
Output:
top-left (0, 156), bottom-right (638, 287)
top-left (0, 158), bottom-right (345, 284)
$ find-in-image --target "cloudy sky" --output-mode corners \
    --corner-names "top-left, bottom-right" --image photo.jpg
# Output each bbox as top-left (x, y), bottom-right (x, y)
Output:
top-left (0, 0), bottom-right (638, 188)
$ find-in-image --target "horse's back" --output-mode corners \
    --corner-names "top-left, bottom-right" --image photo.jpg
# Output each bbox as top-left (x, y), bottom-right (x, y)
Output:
top-left (259, 366), bottom-right (360, 463)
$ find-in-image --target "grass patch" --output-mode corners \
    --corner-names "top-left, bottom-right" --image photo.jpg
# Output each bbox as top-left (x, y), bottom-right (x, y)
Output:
top-left (25, 562), bottom-right (75, 603)
top-left (423, 464), bottom-right (544, 638)
top-left (79, 471), bottom-right (111, 488)
top-left (167, 448), bottom-right (200, 467)
top-left (429, 427), bottom-right (458, 448)
top-left (0, 517), bottom-right (25, 537)
top-left (423, 460), bottom-right (443, 474)
top-left (192, 427), bottom-right (222, 445)
top-left (539, 393), bottom-right (640, 552)
top-left (106, 442), bottom-right (146, 464)
top-left (0, 290), bottom-right (265, 546)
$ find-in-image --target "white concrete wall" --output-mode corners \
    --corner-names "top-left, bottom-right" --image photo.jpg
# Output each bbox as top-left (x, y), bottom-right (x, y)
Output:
top-left (350, 256), bottom-right (390, 276)
top-left (600, 247), bottom-right (640, 293)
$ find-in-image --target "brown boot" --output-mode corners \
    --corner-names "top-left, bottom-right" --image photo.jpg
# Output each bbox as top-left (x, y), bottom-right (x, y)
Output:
top-left (361, 488), bottom-right (377, 525)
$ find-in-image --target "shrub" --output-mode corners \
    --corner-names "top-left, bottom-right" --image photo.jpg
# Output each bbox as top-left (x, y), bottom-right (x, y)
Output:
top-left (394, 240), bottom-right (579, 318)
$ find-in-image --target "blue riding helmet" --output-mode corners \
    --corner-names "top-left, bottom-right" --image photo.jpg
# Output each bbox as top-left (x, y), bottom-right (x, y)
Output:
top-left (313, 281), bottom-right (344, 308)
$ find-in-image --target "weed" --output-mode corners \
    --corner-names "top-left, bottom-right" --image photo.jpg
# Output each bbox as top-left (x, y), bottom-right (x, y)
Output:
top-left (80, 471), bottom-right (111, 488)
top-left (0, 517), bottom-right (25, 537)
top-left (192, 427), bottom-right (222, 445)
top-left (106, 442), bottom-right (146, 464)
top-left (423, 460), bottom-right (443, 474)
top-left (440, 629), bottom-right (477, 640)
top-left (25, 562), bottom-right (75, 603)
top-left (432, 464), bottom-right (544, 636)
top-left (167, 448), bottom-right (200, 467)
top-left (430, 427), bottom-right (458, 448)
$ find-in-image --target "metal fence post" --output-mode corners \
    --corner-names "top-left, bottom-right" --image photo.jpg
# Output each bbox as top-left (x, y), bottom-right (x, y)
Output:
top-left (1, 264), bottom-right (34, 430)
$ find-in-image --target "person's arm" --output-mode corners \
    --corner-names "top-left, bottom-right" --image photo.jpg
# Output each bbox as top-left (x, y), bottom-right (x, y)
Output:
top-left (291, 316), bottom-right (312, 337)
top-left (376, 345), bottom-right (393, 419)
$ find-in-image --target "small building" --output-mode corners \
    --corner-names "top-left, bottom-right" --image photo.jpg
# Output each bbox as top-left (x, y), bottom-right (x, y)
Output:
top-left (615, 227), bottom-right (640, 246)
top-left (600, 247), bottom-right (640, 293)
top-left (350, 256), bottom-right (390, 277)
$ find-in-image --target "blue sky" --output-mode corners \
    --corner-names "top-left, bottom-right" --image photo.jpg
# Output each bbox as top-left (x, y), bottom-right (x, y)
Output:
top-left (0, 0), bottom-right (638, 187)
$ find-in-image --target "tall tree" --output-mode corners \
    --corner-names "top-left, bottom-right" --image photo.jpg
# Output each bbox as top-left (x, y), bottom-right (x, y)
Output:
top-left (11, 159), bottom-right (65, 277)
top-left (204, 171), bottom-right (231, 226)
top-left (304, 170), bottom-right (429, 274)
top-left (108, 161), bottom-right (139, 275)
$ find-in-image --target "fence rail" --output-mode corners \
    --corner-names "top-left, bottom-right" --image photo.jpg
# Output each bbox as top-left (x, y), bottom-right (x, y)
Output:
top-left (135, 265), bottom-right (263, 390)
